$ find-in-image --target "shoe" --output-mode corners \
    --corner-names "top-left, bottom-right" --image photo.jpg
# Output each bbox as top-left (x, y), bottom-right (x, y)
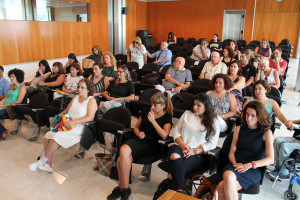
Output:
top-left (10, 130), bottom-right (17, 135)
top-left (38, 163), bottom-right (53, 173)
top-left (74, 151), bottom-right (84, 159)
top-left (266, 166), bottom-right (278, 173)
top-left (107, 187), bottom-right (122, 200)
top-left (28, 137), bottom-right (37, 142)
top-left (268, 170), bottom-right (290, 180)
top-left (121, 188), bottom-right (132, 200)
top-left (29, 156), bottom-right (48, 171)
top-left (0, 130), bottom-right (7, 141)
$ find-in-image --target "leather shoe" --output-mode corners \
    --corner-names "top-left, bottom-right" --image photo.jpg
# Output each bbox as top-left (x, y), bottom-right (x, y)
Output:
top-left (107, 187), bottom-right (122, 200)
top-left (121, 188), bottom-right (132, 200)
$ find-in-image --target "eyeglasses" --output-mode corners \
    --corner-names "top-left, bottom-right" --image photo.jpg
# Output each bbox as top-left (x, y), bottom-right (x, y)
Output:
top-left (174, 60), bottom-right (180, 63)
top-left (201, 43), bottom-right (206, 45)
top-left (77, 86), bottom-right (87, 90)
top-left (133, 41), bottom-right (138, 44)
top-left (117, 71), bottom-right (124, 74)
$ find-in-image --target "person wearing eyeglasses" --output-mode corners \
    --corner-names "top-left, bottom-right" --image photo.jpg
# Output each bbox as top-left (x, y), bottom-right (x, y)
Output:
top-left (191, 38), bottom-right (211, 62)
top-left (269, 47), bottom-right (288, 76)
top-left (255, 57), bottom-right (280, 89)
top-left (29, 79), bottom-right (97, 173)
top-left (199, 51), bottom-right (227, 80)
top-left (155, 57), bottom-right (192, 97)
top-left (147, 41), bottom-right (172, 66)
top-left (127, 37), bottom-right (147, 69)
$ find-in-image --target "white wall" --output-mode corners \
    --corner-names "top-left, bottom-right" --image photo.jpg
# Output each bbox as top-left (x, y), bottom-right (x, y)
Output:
top-left (2, 55), bottom-right (89, 82)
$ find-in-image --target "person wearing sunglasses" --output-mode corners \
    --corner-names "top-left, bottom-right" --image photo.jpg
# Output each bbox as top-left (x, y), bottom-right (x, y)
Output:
top-left (127, 37), bottom-right (147, 69)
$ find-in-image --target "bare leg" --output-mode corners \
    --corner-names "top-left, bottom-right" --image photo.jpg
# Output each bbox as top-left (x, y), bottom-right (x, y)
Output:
top-left (44, 139), bottom-right (60, 167)
top-left (223, 170), bottom-right (242, 200)
top-left (117, 145), bottom-right (133, 189)
top-left (217, 181), bottom-right (226, 200)
top-left (44, 138), bottom-right (50, 152)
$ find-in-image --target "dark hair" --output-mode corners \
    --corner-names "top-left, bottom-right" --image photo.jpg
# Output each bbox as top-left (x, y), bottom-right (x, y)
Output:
top-left (53, 62), bottom-right (65, 75)
top-left (224, 46), bottom-right (235, 58)
top-left (0, 65), bottom-right (3, 72)
top-left (229, 40), bottom-right (238, 51)
top-left (168, 32), bottom-right (175, 42)
top-left (241, 50), bottom-right (251, 59)
top-left (35, 60), bottom-right (51, 77)
top-left (193, 93), bottom-right (216, 140)
top-left (79, 78), bottom-right (95, 96)
top-left (68, 53), bottom-right (79, 63)
top-left (92, 45), bottom-right (102, 56)
top-left (8, 68), bottom-right (24, 83)
top-left (214, 33), bottom-right (218, 38)
top-left (274, 47), bottom-right (282, 53)
top-left (151, 92), bottom-right (173, 116)
top-left (211, 74), bottom-right (233, 90)
top-left (242, 101), bottom-right (271, 133)
top-left (70, 63), bottom-right (82, 76)
top-left (93, 62), bottom-right (104, 75)
top-left (251, 80), bottom-right (271, 98)
top-left (228, 60), bottom-right (242, 76)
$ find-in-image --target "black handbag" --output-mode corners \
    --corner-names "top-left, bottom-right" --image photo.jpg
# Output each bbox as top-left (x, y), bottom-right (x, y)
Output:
top-left (5, 106), bottom-right (17, 120)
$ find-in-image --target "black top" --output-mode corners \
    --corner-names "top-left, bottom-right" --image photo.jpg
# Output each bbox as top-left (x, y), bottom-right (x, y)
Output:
top-left (209, 41), bottom-right (222, 51)
top-left (87, 54), bottom-right (102, 63)
top-left (45, 74), bottom-right (63, 89)
top-left (241, 63), bottom-right (257, 82)
top-left (106, 80), bottom-right (135, 98)
top-left (250, 57), bottom-right (258, 66)
top-left (139, 108), bottom-right (172, 141)
top-left (223, 57), bottom-right (234, 67)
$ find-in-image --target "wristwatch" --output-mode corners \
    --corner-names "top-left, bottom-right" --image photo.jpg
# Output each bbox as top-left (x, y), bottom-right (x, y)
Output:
top-left (193, 148), bottom-right (197, 155)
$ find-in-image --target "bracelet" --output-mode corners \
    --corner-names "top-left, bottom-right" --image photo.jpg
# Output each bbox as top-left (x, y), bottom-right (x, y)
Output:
top-left (193, 148), bottom-right (197, 155)
top-left (252, 161), bottom-right (257, 169)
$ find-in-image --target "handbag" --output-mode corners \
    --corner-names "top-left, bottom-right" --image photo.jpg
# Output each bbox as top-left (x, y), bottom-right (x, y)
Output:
top-left (192, 174), bottom-right (217, 200)
top-left (5, 106), bottom-right (17, 120)
top-left (50, 113), bottom-right (75, 132)
top-left (99, 99), bottom-right (125, 114)
top-left (82, 58), bottom-right (95, 69)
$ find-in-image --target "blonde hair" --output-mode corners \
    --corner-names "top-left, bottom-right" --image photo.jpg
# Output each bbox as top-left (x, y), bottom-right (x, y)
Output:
top-left (150, 92), bottom-right (173, 116)
top-left (246, 49), bottom-right (255, 59)
top-left (101, 52), bottom-right (117, 67)
top-left (259, 57), bottom-right (269, 66)
top-left (115, 65), bottom-right (131, 85)
top-left (133, 37), bottom-right (142, 45)
top-left (261, 39), bottom-right (270, 48)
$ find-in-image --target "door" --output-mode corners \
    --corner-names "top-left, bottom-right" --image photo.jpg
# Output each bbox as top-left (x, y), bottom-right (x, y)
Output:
top-left (222, 10), bottom-right (245, 41)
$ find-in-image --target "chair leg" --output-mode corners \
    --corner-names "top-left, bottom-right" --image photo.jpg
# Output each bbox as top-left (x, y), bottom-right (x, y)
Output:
top-left (10, 119), bottom-right (22, 135)
top-left (137, 164), bottom-right (152, 182)
top-left (28, 126), bottom-right (41, 142)
top-left (238, 193), bottom-right (243, 200)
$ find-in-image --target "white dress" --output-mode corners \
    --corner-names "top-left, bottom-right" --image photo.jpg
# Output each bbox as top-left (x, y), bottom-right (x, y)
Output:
top-left (129, 44), bottom-right (147, 69)
top-left (44, 95), bottom-right (93, 148)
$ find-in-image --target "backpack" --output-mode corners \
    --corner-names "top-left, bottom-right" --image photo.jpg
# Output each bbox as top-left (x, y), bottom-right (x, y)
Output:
top-left (153, 178), bottom-right (173, 200)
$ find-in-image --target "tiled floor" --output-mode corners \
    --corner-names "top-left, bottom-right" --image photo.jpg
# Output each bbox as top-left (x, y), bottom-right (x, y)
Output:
top-left (0, 59), bottom-right (299, 200)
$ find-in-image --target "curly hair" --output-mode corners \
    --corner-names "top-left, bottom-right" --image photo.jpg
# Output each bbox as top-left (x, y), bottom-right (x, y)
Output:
top-left (8, 68), bottom-right (24, 83)
top-left (101, 52), bottom-right (117, 67)
top-left (192, 93), bottom-right (216, 140)
top-left (252, 80), bottom-right (271, 98)
top-left (224, 46), bottom-right (235, 58)
top-left (79, 78), bottom-right (95, 96)
top-left (211, 73), bottom-right (233, 90)
top-left (151, 92), bottom-right (173, 116)
top-left (242, 101), bottom-right (271, 133)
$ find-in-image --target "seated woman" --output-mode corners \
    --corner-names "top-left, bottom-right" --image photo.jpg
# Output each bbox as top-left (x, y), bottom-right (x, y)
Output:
top-left (101, 52), bottom-right (117, 79)
top-left (246, 49), bottom-right (259, 68)
top-left (86, 45), bottom-right (103, 63)
top-left (167, 32), bottom-right (177, 44)
top-left (229, 40), bottom-right (241, 61)
top-left (217, 101), bottom-right (274, 200)
top-left (206, 74), bottom-right (237, 132)
top-left (64, 53), bottom-right (81, 74)
top-left (243, 80), bottom-right (293, 131)
top-left (255, 57), bottom-right (280, 89)
top-left (167, 93), bottom-right (220, 192)
top-left (126, 37), bottom-right (147, 69)
top-left (29, 79), bottom-right (97, 172)
top-left (100, 65), bottom-right (135, 114)
top-left (254, 39), bottom-right (272, 61)
top-left (228, 61), bottom-right (245, 113)
top-left (0, 69), bottom-right (26, 141)
top-left (26, 60), bottom-right (51, 92)
top-left (220, 46), bottom-right (235, 67)
top-left (107, 92), bottom-right (173, 200)
top-left (37, 62), bottom-right (66, 102)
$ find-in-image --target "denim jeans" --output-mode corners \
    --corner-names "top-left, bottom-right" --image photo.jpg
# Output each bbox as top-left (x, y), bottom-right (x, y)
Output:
top-left (0, 108), bottom-right (7, 133)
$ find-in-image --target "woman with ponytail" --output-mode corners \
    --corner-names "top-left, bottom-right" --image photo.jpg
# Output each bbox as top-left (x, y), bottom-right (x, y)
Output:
top-left (167, 93), bottom-right (220, 193)
top-left (107, 92), bottom-right (173, 200)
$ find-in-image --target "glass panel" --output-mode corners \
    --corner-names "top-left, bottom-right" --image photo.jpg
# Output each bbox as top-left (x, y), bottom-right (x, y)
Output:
top-left (0, 0), bottom-right (26, 20)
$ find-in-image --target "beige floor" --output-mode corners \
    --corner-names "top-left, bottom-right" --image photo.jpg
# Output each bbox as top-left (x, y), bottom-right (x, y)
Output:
top-left (0, 59), bottom-right (300, 200)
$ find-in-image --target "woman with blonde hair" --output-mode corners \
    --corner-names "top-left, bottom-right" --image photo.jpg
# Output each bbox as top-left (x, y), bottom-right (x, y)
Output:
top-left (127, 37), bottom-right (147, 69)
top-left (254, 39), bottom-right (272, 60)
top-left (101, 52), bottom-right (117, 78)
top-left (255, 57), bottom-right (280, 89)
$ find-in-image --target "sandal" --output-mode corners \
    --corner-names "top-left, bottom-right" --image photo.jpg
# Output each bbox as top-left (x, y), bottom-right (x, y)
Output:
top-left (0, 130), bottom-right (7, 141)
top-left (28, 137), bottom-right (37, 142)
top-left (74, 151), bottom-right (84, 159)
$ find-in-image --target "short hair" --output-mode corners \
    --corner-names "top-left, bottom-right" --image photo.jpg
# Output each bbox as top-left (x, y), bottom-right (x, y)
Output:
top-left (70, 63), bottom-right (82, 76)
top-left (150, 92), bottom-right (173, 116)
top-left (224, 46), bottom-right (235, 58)
top-left (8, 68), bottom-right (24, 83)
top-left (92, 45), bottom-right (102, 55)
top-left (79, 78), bottom-right (95, 96)
top-left (0, 65), bottom-right (3, 72)
top-left (211, 73), bottom-right (233, 90)
top-left (93, 62), bottom-right (104, 74)
top-left (202, 38), bottom-right (209, 45)
top-left (53, 62), bottom-right (65, 75)
top-left (68, 53), bottom-right (79, 63)
top-left (261, 39), bottom-right (270, 48)
top-left (101, 52), bottom-right (117, 67)
top-left (274, 47), bottom-right (282, 52)
top-left (133, 37), bottom-right (142, 45)
top-left (241, 50), bottom-right (251, 59)
top-left (242, 101), bottom-right (271, 133)
top-left (214, 33), bottom-right (218, 38)
top-left (259, 57), bottom-right (269, 66)
top-left (252, 80), bottom-right (271, 98)
top-left (36, 60), bottom-right (51, 77)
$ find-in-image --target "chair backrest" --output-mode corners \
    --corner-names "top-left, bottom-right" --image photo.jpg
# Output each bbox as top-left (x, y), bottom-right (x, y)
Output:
top-left (103, 107), bottom-right (131, 128)
top-left (217, 133), bottom-right (233, 171)
top-left (191, 41), bottom-right (199, 47)
top-left (29, 92), bottom-right (49, 108)
top-left (192, 79), bottom-right (212, 88)
top-left (268, 41), bottom-right (276, 47)
top-left (130, 71), bottom-right (138, 82)
top-left (250, 40), bottom-right (261, 47)
top-left (114, 54), bottom-right (126, 61)
top-left (185, 57), bottom-right (194, 68)
top-left (177, 37), bottom-right (185, 46)
top-left (125, 61), bottom-right (139, 71)
top-left (174, 52), bottom-right (188, 59)
top-left (160, 64), bottom-right (173, 74)
top-left (171, 93), bottom-right (194, 110)
top-left (182, 43), bottom-right (193, 50)
top-left (237, 40), bottom-right (247, 47)
top-left (267, 86), bottom-right (281, 106)
top-left (141, 73), bottom-right (162, 85)
top-left (187, 38), bottom-right (196, 43)
top-left (171, 47), bottom-right (183, 55)
top-left (142, 63), bottom-right (160, 72)
top-left (139, 88), bottom-right (161, 103)
top-left (222, 39), bottom-right (232, 46)
top-left (168, 43), bottom-right (179, 50)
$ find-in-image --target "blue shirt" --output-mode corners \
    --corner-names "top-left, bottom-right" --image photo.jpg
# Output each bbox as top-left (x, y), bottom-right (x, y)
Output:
top-left (152, 49), bottom-right (172, 66)
top-left (0, 77), bottom-right (10, 97)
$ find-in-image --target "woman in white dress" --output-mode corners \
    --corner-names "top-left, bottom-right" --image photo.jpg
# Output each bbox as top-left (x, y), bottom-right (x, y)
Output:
top-left (29, 79), bottom-right (97, 172)
top-left (127, 37), bottom-right (147, 69)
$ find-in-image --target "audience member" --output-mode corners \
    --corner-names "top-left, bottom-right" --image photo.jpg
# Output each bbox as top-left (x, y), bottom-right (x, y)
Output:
top-left (0, 66), bottom-right (11, 101)
top-left (220, 46), bottom-right (235, 67)
top-left (0, 69), bottom-right (26, 141)
top-left (26, 60), bottom-right (51, 92)
top-left (190, 38), bottom-right (211, 62)
top-left (155, 57), bottom-right (192, 96)
top-left (200, 52), bottom-right (227, 80)
top-left (147, 42), bottom-right (172, 66)
top-left (269, 47), bottom-right (288, 76)
top-left (101, 52), bottom-right (118, 79)
top-left (107, 92), bottom-right (173, 200)
top-left (240, 51), bottom-right (257, 96)
top-left (255, 57), bottom-right (280, 89)
top-left (167, 32), bottom-right (177, 44)
top-left (229, 40), bottom-right (241, 61)
top-left (209, 34), bottom-right (222, 52)
top-left (217, 101), bottom-right (274, 200)
top-left (168, 93), bottom-right (220, 192)
top-left (127, 37), bottom-right (147, 69)
top-left (254, 39), bottom-right (272, 60)
top-left (246, 49), bottom-right (259, 68)
top-left (86, 45), bottom-right (103, 63)
top-left (29, 79), bottom-right (97, 172)
top-left (206, 74), bottom-right (237, 132)
top-left (64, 53), bottom-right (81, 74)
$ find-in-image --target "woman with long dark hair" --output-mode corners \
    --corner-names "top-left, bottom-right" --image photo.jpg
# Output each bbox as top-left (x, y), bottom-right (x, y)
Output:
top-left (167, 32), bottom-right (177, 44)
top-left (26, 60), bottom-right (51, 90)
top-left (64, 53), bottom-right (81, 73)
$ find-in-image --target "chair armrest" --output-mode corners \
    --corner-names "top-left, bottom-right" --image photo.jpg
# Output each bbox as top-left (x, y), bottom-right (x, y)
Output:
top-left (208, 147), bottom-right (222, 175)
top-left (158, 137), bottom-right (173, 145)
top-left (117, 128), bottom-right (134, 135)
top-left (13, 103), bottom-right (28, 106)
top-left (207, 147), bottom-right (222, 158)
top-left (32, 108), bottom-right (45, 112)
top-left (86, 121), bottom-right (96, 126)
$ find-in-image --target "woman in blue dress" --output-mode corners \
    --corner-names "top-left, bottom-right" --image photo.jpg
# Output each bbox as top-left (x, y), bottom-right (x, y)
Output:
top-left (217, 101), bottom-right (274, 200)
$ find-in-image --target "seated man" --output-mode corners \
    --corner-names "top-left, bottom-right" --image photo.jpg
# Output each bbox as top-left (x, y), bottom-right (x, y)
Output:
top-left (155, 57), bottom-right (192, 96)
top-left (268, 119), bottom-right (300, 180)
top-left (199, 51), bottom-right (227, 80)
top-left (147, 41), bottom-right (172, 67)
top-left (240, 51), bottom-right (257, 96)
top-left (269, 47), bottom-right (288, 76)
top-left (0, 66), bottom-right (10, 101)
top-left (190, 38), bottom-right (211, 62)
top-left (209, 34), bottom-right (223, 53)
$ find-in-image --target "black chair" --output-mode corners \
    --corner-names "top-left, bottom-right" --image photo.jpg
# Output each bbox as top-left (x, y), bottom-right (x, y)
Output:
top-left (130, 71), bottom-right (138, 82)
top-left (114, 54), bottom-right (127, 65)
top-left (173, 52), bottom-right (188, 59)
top-left (269, 41), bottom-right (276, 47)
top-left (222, 39), bottom-right (232, 46)
top-left (171, 47), bottom-right (183, 55)
top-left (134, 73), bottom-right (162, 95)
top-left (237, 40), bottom-right (247, 47)
top-left (187, 38), bottom-right (196, 43)
top-left (171, 93), bottom-right (194, 119)
top-left (188, 66), bottom-right (203, 81)
top-left (267, 86), bottom-right (282, 107)
top-left (185, 57), bottom-right (194, 69)
top-left (158, 64), bottom-right (173, 79)
top-left (191, 41), bottom-right (199, 47)
top-left (250, 40), bottom-right (261, 47)
top-left (188, 79), bottom-right (212, 95)
top-left (168, 43), bottom-right (179, 51)
top-left (137, 63), bottom-right (160, 81)
top-left (155, 43), bottom-right (161, 51)
top-left (14, 92), bottom-right (49, 141)
top-left (125, 61), bottom-right (139, 71)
